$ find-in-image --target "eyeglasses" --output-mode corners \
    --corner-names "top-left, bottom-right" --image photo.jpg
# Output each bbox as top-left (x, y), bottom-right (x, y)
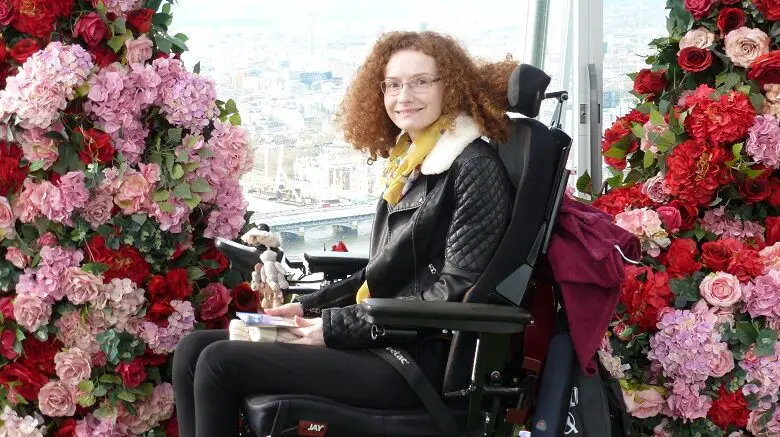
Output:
top-left (380, 77), bottom-right (441, 95)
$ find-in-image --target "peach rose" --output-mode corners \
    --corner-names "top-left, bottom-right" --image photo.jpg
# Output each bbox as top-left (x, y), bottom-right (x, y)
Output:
top-left (38, 381), bottom-right (76, 417)
top-left (63, 267), bottom-right (103, 305)
top-left (710, 349), bottom-right (735, 377)
top-left (699, 272), bottom-right (742, 307)
top-left (124, 34), bottom-right (153, 64)
top-left (4, 247), bottom-right (29, 269)
top-left (678, 28), bottom-right (717, 54)
top-left (760, 242), bottom-right (780, 273)
top-left (114, 171), bottom-right (151, 214)
top-left (54, 347), bottom-right (92, 384)
top-left (13, 294), bottom-right (52, 332)
top-left (724, 27), bottom-right (770, 68)
top-left (0, 196), bottom-right (15, 240)
top-left (622, 386), bottom-right (665, 419)
top-left (762, 84), bottom-right (780, 117)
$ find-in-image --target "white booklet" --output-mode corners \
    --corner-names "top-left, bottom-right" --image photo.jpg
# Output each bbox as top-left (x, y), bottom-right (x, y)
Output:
top-left (236, 312), bottom-right (298, 328)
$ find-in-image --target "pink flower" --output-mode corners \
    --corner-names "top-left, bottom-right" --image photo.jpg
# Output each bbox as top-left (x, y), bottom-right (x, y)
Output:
top-left (4, 247), bottom-right (29, 269)
top-left (58, 172), bottom-right (90, 212)
top-left (55, 347), bottom-right (92, 385)
top-left (35, 181), bottom-right (70, 224)
top-left (642, 174), bottom-right (671, 204)
top-left (640, 121), bottom-right (670, 154)
top-left (663, 380), bottom-right (711, 422)
top-left (124, 34), bottom-right (153, 64)
top-left (683, 0), bottom-right (715, 20)
top-left (38, 381), bottom-right (76, 417)
top-left (760, 242), bottom-right (780, 273)
top-left (710, 349), bottom-right (735, 377)
top-left (746, 114), bottom-right (780, 169)
top-left (0, 195), bottom-right (16, 240)
top-left (615, 208), bottom-right (670, 257)
top-left (656, 206), bottom-right (682, 234)
top-left (725, 27), bottom-right (770, 68)
top-left (37, 232), bottom-right (58, 247)
top-left (55, 310), bottom-right (100, 355)
top-left (653, 419), bottom-right (673, 437)
top-left (12, 180), bottom-right (41, 223)
top-left (13, 294), bottom-right (52, 332)
top-left (82, 192), bottom-right (114, 229)
top-left (199, 282), bottom-right (231, 320)
top-left (622, 386), bottom-right (665, 418)
top-left (679, 27), bottom-right (716, 52)
top-left (114, 169), bottom-right (152, 214)
top-left (742, 269), bottom-right (780, 318)
top-left (63, 267), bottom-right (104, 305)
top-left (18, 127), bottom-right (59, 170)
top-left (699, 272), bottom-right (742, 307)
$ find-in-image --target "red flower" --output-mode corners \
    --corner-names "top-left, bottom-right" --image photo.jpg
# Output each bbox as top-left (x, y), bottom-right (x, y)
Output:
top-left (601, 109), bottom-right (649, 170)
top-left (115, 358), bottom-right (147, 388)
top-left (748, 50), bottom-right (780, 86)
top-left (620, 265), bottom-right (673, 332)
top-left (660, 238), bottom-right (701, 278)
top-left (767, 176), bottom-right (780, 207)
top-left (0, 329), bottom-right (19, 360)
top-left (767, 216), bottom-right (780, 246)
top-left (141, 350), bottom-right (167, 367)
top-left (76, 127), bottom-right (115, 164)
top-left (0, 296), bottom-right (14, 320)
top-left (199, 283), bottom-right (231, 320)
top-left (667, 199), bottom-right (699, 231)
top-left (12, 0), bottom-right (57, 39)
top-left (708, 385), bottom-right (749, 430)
top-left (88, 44), bottom-right (119, 68)
top-left (665, 140), bottom-right (732, 206)
top-left (48, 0), bottom-right (74, 18)
top-left (74, 12), bottom-right (110, 48)
top-left (739, 176), bottom-right (772, 203)
top-left (727, 248), bottom-right (765, 282)
top-left (0, 141), bottom-right (27, 196)
top-left (717, 8), bottom-right (745, 36)
top-left (702, 239), bottom-right (741, 272)
top-left (753, 0), bottom-right (780, 20)
top-left (204, 315), bottom-right (230, 330)
top-left (200, 243), bottom-right (229, 278)
top-left (232, 282), bottom-right (260, 312)
top-left (0, 41), bottom-right (7, 63)
top-left (593, 185), bottom-right (652, 217)
top-left (19, 336), bottom-right (61, 376)
top-left (0, 63), bottom-right (15, 89)
top-left (686, 90), bottom-right (755, 146)
top-left (0, 362), bottom-right (49, 401)
top-left (0, 0), bottom-right (17, 25)
top-left (53, 418), bottom-right (77, 437)
top-left (166, 268), bottom-right (193, 300)
top-left (126, 8), bottom-right (154, 33)
top-left (678, 47), bottom-right (712, 72)
top-left (633, 69), bottom-right (667, 98)
top-left (684, 0), bottom-right (715, 19)
top-left (165, 415), bottom-right (180, 437)
top-left (86, 235), bottom-right (151, 286)
top-left (146, 301), bottom-right (175, 327)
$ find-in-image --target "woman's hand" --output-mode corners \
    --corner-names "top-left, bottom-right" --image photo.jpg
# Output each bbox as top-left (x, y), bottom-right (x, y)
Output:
top-left (264, 303), bottom-right (303, 318)
top-left (288, 316), bottom-right (325, 346)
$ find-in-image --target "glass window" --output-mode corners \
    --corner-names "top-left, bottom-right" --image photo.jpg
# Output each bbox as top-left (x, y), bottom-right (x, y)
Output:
top-left (171, 0), bottom-right (537, 256)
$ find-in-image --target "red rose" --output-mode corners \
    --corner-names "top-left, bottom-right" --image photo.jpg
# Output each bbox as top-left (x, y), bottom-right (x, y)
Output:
top-left (753, 0), bottom-right (780, 20)
top-left (204, 315), bottom-right (230, 330)
top-left (165, 415), bottom-right (180, 437)
top-left (665, 140), bottom-right (731, 206)
top-left (667, 200), bottom-right (699, 231)
top-left (166, 268), bottom-right (193, 300)
top-left (768, 177), bottom-right (780, 208)
top-left (199, 283), bottom-right (231, 320)
top-left (146, 301), bottom-right (175, 327)
top-left (105, 245), bottom-right (151, 286)
top-left (12, 0), bottom-right (57, 39)
top-left (49, 0), bottom-right (74, 18)
top-left (661, 238), bottom-right (701, 278)
top-left (76, 127), bottom-right (115, 164)
top-left (142, 350), bottom-right (167, 366)
top-left (0, 141), bottom-right (27, 196)
top-left (88, 44), bottom-right (119, 68)
top-left (74, 12), bottom-right (110, 48)
top-left (739, 176), bottom-right (772, 203)
top-left (200, 244), bottom-right (229, 278)
top-left (748, 50), bottom-right (780, 86)
top-left (92, 351), bottom-right (107, 367)
top-left (0, 0), bottom-right (17, 25)
top-left (0, 63), bottom-right (15, 89)
top-left (708, 385), bottom-right (749, 430)
top-left (727, 248), bottom-right (764, 282)
top-left (0, 43), bottom-right (7, 63)
top-left (717, 8), bottom-right (745, 36)
top-left (53, 418), bottom-right (77, 437)
top-left (0, 296), bottom-right (14, 320)
top-left (232, 282), bottom-right (260, 312)
top-left (701, 239), bottom-right (739, 272)
top-left (0, 363), bottom-right (49, 401)
top-left (115, 358), bottom-right (147, 388)
top-left (20, 336), bottom-right (62, 376)
top-left (767, 216), bottom-right (780, 246)
top-left (0, 329), bottom-right (19, 360)
top-left (679, 47), bottom-right (712, 72)
top-left (9, 38), bottom-right (39, 64)
top-left (633, 69), bottom-right (667, 97)
top-left (685, 0), bottom-right (715, 19)
top-left (126, 8), bottom-right (154, 34)
top-left (620, 265), bottom-right (673, 332)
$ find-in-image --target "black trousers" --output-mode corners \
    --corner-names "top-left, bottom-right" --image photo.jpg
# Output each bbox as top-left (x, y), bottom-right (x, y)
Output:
top-left (172, 329), bottom-right (438, 437)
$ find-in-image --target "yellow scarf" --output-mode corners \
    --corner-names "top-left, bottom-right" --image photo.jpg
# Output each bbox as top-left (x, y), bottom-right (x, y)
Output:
top-left (356, 117), bottom-right (449, 303)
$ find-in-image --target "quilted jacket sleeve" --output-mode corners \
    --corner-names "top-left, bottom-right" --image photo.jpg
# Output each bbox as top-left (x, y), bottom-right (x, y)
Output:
top-left (323, 155), bottom-right (511, 349)
top-left (294, 267), bottom-right (365, 317)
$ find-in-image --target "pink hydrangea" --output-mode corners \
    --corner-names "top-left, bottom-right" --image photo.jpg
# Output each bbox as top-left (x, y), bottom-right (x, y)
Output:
top-left (97, 0), bottom-right (143, 14)
top-left (0, 405), bottom-right (45, 437)
top-left (148, 300), bottom-right (195, 354)
top-left (58, 172), bottom-right (90, 212)
top-left (55, 310), bottom-right (101, 355)
top-left (615, 207), bottom-right (671, 257)
top-left (208, 120), bottom-right (253, 178)
top-left (740, 343), bottom-right (780, 407)
top-left (662, 379), bottom-right (711, 423)
top-left (100, 278), bottom-right (146, 328)
top-left (17, 127), bottom-right (59, 170)
top-left (148, 198), bottom-right (190, 233)
top-left (702, 206), bottom-right (766, 242)
top-left (160, 70), bottom-right (218, 132)
top-left (742, 269), bottom-right (780, 318)
top-left (75, 412), bottom-right (126, 437)
top-left (203, 179), bottom-right (248, 240)
top-left (746, 114), bottom-right (780, 169)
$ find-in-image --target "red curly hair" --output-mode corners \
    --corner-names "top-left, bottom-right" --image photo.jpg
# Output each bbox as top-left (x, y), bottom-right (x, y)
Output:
top-left (336, 31), bottom-right (519, 162)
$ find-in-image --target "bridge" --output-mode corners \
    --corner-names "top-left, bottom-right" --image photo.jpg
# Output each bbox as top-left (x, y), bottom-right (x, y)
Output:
top-left (249, 203), bottom-right (377, 232)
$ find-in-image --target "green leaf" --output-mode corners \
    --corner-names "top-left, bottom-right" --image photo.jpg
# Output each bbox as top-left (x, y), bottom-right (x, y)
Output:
top-left (169, 35), bottom-right (188, 51)
top-left (112, 18), bottom-right (126, 35)
top-left (117, 390), bottom-right (136, 402)
top-left (77, 393), bottom-right (97, 407)
top-left (82, 262), bottom-right (110, 275)
top-left (193, 62), bottom-right (201, 74)
top-left (162, 2), bottom-right (171, 14)
top-left (187, 266), bottom-right (205, 281)
top-left (171, 164), bottom-right (184, 180)
top-left (190, 178), bottom-right (211, 193)
top-left (603, 147), bottom-right (626, 159)
top-left (157, 201), bottom-right (174, 213)
top-left (576, 171), bottom-right (592, 194)
top-left (630, 123), bottom-right (645, 139)
top-left (694, 226), bottom-right (706, 241)
top-left (153, 190), bottom-right (169, 202)
top-left (154, 33), bottom-right (172, 53)
top-left (225, 99), bottom-right (238, 114)
top-left (78, 380), bottom-right (95, 393)
top-left (164, 154), bottom-right (175, 174)
top-left (28, 160), bottom-right (45, 172)
top-left (649, 108), bottom-right (664, 126)
top-left (99, 374), bottom-right (123, 385)
top-left (749, 93), bottom-right (766, 113)
top-left (152, 13), bottom-right (172, 27)
top-left (167, 127), bottom-right (182, 145)
top-left (173, 182), bottom-right (192, 199)
top-left (732, 142), bottom-right (743, 160)
top-left (107, 35), bottom-right (126, 53)
top-left (736, 321), bottom-right (758, 346)
top-left (183, 193), bottom-right (201, 209)
top-left (746, 167), bottom-right (767, 179)
top-left (755, 329), bottom-right (778, 357)
top-left (131, 214), bottom-right (147, 225)
top-left (229, 113), bottom-right (242, 125)
top-left (92, 384), bottom-right (108, 397)
top-left (643, 151), bottom-right (655, 168)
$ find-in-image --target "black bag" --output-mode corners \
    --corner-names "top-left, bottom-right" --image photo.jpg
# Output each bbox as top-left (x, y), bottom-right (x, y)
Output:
top-left (564, 362), bottom-right (631, 437)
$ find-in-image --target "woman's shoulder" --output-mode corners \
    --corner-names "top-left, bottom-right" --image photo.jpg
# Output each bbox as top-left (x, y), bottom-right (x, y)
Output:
top-left (451, 138), bottom-right (503, 170)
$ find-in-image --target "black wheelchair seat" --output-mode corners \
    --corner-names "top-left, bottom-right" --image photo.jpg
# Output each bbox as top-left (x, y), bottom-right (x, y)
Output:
top-left (243, 394), bottom-right (467, 437)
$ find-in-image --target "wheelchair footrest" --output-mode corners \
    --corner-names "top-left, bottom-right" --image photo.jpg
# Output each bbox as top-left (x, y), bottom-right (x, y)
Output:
top-left (242, 394), bottom-right (466, 437)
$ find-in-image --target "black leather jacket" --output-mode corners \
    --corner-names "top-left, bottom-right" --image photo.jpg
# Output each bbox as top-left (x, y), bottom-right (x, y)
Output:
top-left (296, 138), bottom-right (512, 349)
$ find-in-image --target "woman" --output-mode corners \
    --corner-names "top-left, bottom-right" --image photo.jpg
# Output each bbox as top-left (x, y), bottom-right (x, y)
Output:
top-left (173, 31), bottom-right (516, 437)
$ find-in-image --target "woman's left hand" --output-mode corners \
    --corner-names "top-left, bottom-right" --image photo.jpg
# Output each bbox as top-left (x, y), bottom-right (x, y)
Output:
top-left (288, 316), bottom-right (325, 346)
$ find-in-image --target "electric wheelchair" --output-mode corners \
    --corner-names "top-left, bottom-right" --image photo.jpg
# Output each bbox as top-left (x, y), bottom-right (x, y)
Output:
top-left (216, 64), bottom-right (582, 437)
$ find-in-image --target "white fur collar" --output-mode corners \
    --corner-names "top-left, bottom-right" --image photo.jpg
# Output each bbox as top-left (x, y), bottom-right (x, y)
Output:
top-left (419, 113), bottom-right (482, 175)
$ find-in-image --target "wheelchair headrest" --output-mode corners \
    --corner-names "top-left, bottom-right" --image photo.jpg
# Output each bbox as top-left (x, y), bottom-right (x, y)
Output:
top-left (507, 64), bottom-right (551, 118)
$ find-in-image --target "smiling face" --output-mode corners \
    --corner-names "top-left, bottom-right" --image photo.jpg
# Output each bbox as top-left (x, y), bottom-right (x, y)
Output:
top-left (383, 50), bottom-right (445, 140)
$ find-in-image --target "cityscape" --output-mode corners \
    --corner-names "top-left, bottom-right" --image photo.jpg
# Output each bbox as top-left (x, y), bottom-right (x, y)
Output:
top-left (169, 0), bottom-right (668, 255)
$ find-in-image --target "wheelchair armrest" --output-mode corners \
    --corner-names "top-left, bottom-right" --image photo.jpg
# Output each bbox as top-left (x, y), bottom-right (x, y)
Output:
top-left (362, 298), bottom-right (532, 334)
top-left (304, 251), bottom-right (369, 279)
top-left (215, 238), bottom-right (262, 273)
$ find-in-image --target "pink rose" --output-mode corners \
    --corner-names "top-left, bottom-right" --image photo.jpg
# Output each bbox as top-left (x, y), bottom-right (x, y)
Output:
top-left (710, 349), bottom-right (735, 377)
top-left (63, 267), bottom-right (104, 305)
top-left (124, 35), bottom-right (153, 64)
top-left (38, 381), bottom-right (76, 417)
top-left (37, 232), bottom-right (59, 247)
top-left (13, 294), bottom-right (52, 332)
top-left (54, 347), bottom-right (92, 384)
top-left (114, 171), bottom-right (151, 214)
top-left (73, 13), bottom-right (110, 48)
top-left (5, 247), bottom-right (29, 269)
top-left (18, 127), bottom-right (59, 170)
top-left (0, 195), bottom-right (15, 240)
top-left (82, 193), bottom-right (114, 229)
top-left (656, 206), bottom-right (682, 234)
top-left (725, 27), bottom-right (770, 68)
top-left (199, 283), bottom-right (231, 320)
top-left (642, 174), bottom-right (671, 204)
top-left (0, 296), bottom-right (14, 320)
top-left (115, 358), bottom-right (146, 388)
top-left (684, 0), bottom-right (715, 20)
top-left (623, 386), bottom-right (665, 419)
top-left (699, 272), bottom-right (742, 307)
top-left (760, 242), bottom-right (780, 273)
